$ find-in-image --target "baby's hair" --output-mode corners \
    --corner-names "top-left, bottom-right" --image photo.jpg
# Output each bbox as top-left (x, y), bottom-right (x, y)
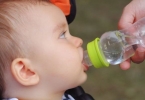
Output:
top-left (0, 0), bottom-right (50, 98)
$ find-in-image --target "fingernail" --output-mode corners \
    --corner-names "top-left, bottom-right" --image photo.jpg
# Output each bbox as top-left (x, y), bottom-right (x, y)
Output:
top-left (137, 48), bottom-right (145, 58)
top-left (137, 51), bottom-right (144, 58)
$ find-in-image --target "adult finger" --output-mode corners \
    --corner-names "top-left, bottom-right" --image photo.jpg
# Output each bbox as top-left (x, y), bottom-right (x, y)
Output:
top-left (119, 59), bottom-right (131, 70)
top-left (131, 47), bottom-right (145, 63)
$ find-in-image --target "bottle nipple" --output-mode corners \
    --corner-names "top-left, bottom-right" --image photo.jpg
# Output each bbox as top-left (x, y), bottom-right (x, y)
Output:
top-left (83, 50), bottom-right (93, 67)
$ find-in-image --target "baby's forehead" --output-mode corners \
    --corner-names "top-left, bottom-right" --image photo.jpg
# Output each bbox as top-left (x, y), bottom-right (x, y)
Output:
top-left (7, 1), bottom-right (53, 23)
top-left (15, 4), bottom-right (67, 42)
top-left (13, 2), bottom-right (52, 21)
top-left (12, 2), bottom-right (57, 33)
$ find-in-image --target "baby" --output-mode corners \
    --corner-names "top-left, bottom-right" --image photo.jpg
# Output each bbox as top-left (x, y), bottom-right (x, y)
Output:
top-left (0, 0), bottom-right (88, 100)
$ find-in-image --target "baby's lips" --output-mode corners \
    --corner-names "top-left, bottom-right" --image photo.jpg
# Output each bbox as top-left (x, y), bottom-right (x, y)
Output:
top-left (82, 61), bottom-right (89, 71)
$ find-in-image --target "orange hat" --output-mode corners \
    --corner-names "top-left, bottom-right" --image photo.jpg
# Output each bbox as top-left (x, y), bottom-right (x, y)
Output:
top-left (49, 0), bottom-right (76, 24)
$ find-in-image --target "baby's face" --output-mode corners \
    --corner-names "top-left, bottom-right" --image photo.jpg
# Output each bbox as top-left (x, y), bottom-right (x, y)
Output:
top-left (20, 3), bottom-right (87, 90)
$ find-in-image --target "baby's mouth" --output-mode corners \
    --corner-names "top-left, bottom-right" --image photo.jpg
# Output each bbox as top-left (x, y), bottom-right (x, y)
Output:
top-left (82, 60), bottom-right (89, 72)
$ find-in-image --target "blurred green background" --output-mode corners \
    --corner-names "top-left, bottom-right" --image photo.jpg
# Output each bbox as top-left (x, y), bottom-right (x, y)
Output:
top-left (69, 0), bottom-right (145, 100)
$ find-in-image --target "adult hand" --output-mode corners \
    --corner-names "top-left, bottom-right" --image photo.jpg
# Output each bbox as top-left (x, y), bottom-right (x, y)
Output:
top-left (118, 0), bottom-right (145, 70)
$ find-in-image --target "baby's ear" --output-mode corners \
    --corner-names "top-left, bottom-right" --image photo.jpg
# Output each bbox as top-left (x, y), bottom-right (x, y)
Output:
top-left (11, 58), bottom-right (39, 86)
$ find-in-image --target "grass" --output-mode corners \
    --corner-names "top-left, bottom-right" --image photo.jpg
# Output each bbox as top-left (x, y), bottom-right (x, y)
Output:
top-left (69, 0), bottom-right (145, 99)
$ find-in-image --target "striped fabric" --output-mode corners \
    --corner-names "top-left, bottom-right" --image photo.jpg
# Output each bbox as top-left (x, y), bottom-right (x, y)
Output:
top-left (62, 94), bottom-right (75, 100)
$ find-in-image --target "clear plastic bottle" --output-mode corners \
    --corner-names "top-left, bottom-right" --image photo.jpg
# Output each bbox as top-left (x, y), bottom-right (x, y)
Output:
top-left (84, 17), bottom-right (145, 68)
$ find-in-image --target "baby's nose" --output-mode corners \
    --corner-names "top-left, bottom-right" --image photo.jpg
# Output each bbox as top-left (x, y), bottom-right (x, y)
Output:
top-left (71, 36), bottom-right (83, 47)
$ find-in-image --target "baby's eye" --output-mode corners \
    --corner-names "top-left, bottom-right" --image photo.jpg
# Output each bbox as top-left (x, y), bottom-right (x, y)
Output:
top-left (59, 31), bottom-right (66, 39)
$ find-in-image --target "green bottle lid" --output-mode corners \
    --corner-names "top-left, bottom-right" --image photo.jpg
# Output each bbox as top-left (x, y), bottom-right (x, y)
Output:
top-left (87, 38), bottom-right (109, 68)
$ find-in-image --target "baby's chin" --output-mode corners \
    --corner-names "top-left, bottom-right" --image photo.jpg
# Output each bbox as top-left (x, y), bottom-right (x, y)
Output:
top-left (72, 74), bottom-right (87, 89)
top-left (79, 72), bottom-right (87, 85)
